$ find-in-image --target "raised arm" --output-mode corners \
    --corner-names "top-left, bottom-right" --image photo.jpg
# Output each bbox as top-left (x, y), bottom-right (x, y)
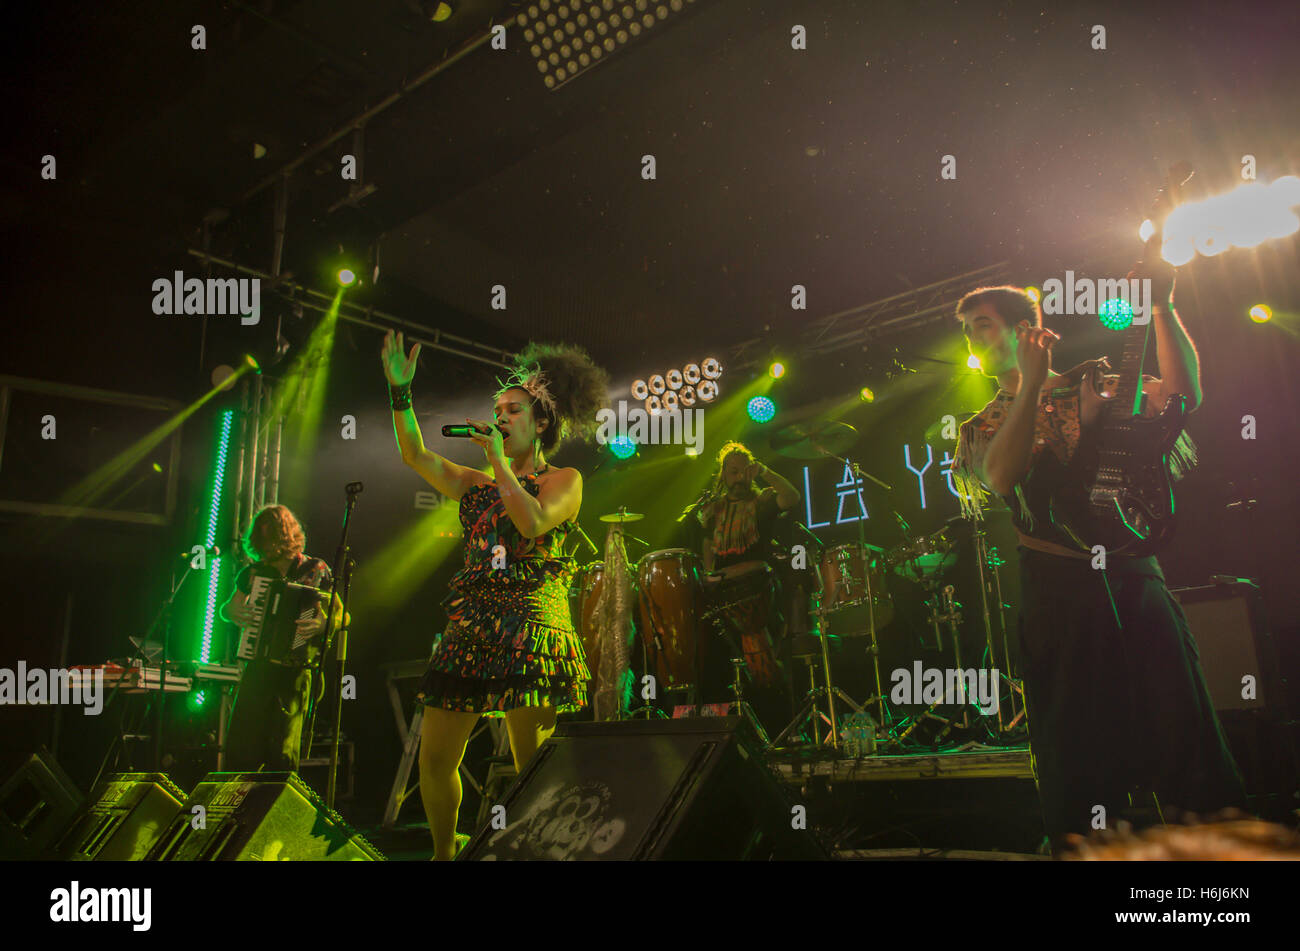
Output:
top-left (383, 330), bottom-right (487, 501)
top-left (979, 326), bottom-right (1057, 496)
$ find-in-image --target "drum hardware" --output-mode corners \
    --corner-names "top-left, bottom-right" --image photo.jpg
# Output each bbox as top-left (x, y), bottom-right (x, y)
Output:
top-left (969, 515), bottom-right (1025, 735)
top-left (598, 508), bottom-right (645, 523)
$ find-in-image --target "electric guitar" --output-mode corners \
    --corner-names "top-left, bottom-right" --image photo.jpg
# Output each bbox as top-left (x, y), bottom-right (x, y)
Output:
top-left (1048, 163), bottom-right (1194, 557)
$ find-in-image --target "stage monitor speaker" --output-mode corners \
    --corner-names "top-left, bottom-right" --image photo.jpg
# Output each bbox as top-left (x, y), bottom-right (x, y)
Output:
top-left (53, 773), bottom-right (186, 861)
top-left (459, 717), bottom-right (831, 860)
top-left (144, 771), bottom-right (384, 861)
top-left (1171, 582), bottom-right (1274, 711)
top-left (0, 747), bottom-right (83, 860)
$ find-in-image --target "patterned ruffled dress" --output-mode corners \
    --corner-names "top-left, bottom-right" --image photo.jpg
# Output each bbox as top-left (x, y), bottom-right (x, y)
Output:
top-left (417, 467), bottom-right (590, 715)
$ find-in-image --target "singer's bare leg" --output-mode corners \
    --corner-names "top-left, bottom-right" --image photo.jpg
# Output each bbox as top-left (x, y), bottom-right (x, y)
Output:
top-left (503, 705), bottom-right (558, 773)
top-left (418, 706), bottom-right (480, 860)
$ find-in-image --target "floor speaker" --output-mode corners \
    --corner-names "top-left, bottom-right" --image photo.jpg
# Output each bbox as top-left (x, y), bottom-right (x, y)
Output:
top-left (144, 771), bottom-right (384, 861)
top-left (0, 747), bottom-right (83, 860)
top-left (459, 717), bottom-right (831, 860)
top-left (53, 773), bottom-right (186, 860)
top-left (1171, 582), bottom-right (1275, 711)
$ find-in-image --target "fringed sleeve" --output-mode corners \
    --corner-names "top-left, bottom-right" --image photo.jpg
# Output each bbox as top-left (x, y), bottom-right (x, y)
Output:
top-left (952, 418), bottom-right (992, 522)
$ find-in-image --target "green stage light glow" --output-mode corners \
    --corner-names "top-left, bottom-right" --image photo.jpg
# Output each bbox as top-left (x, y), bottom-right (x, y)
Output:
top-left (610, 436), bottom-right (636, 459)
top-left (1250, 304), bottom-right (1272, 323)
top-left (769, 362), bottom-right (785, 379)
top-left (193, 409), bottom-right (233, 707)
top-left (747, 396), bottom-right (776, 423)
top-left (967, 354), bottom-right (982, 370)
top-left (1099, 297), bottom-right (1134, 331)
top-left (337, 268), bottom-right (356, 286)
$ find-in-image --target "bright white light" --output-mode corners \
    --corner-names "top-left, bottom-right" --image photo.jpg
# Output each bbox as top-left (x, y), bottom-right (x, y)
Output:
top-left (1138, 219), bottom-right (1156, 242)
top-left (1161, 176), bottom-right (1300, 264)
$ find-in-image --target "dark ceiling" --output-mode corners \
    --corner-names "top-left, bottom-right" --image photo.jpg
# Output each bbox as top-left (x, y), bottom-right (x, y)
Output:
top-left (4, 0), bottom-right (1299, 395)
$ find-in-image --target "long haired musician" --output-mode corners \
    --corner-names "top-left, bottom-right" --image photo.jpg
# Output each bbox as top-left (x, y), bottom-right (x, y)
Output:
top-left (218, 504), bottom-right (346, 772)
top-left (383, 332), bottom-right (608, 860)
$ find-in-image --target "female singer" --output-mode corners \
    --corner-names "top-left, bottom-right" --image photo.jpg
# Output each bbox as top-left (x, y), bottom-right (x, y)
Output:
top-left (382, 330), bottom-right (608, 860)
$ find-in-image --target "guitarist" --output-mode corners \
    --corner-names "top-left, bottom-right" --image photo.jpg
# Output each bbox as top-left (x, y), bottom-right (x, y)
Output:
top-left (951, 282), bottom-right (1244, 854)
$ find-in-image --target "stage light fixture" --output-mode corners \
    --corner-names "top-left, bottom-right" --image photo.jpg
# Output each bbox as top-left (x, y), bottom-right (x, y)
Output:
top-left (648, 374), bottom-right (666, 395)
top-left (769, 362), bottom-right (785, 379)
top-left (967, 354), bottom-right (982, 370)
top-left (746, 396), bottom-right (775, 424)
top-left (683, 363), bottom-right (701, 384)
top-left (1025, 286), bottom-right (1041, 305)
top-left (697, 380), bottom-right (718, 401)
top-left (701, 357), bottom-right (722, 379)
top-left (666, 368), bottom-right (683, 389)
top-left (859, 386), bottom-right (875, 403)
top-left (1139, 219), bottom-right (1156, 242)
top-left (338, 268), bottom-right (357, 286)
top-left (679, 386), bottom-right (697, 406)
top-left (610, 435), bottom-right (636, 459)
top-left (662, 390), bottom-right (679, 410)
top-left (631, 379), bottom-right (649, 400)
top-left (1099, 297), bottom-right (1134, 331)
top-left (1249, 304), bottom-right (1272, 323)
top-left (645, 395), bottom-right (662, 413)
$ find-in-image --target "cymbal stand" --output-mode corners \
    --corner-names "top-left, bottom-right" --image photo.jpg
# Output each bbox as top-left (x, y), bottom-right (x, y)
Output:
top-left (827, 455), bottom-right (890, 730)
top-left (770, 573), bottom-right (866, 751)
top-left (970, 520), bottom-right (1024, 733)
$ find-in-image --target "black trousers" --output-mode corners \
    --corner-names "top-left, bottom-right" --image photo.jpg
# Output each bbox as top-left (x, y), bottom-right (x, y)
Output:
top-left (224, 661), bottom-right (314, 772)
top-left (1017, 548), bottom-right (1245, 851)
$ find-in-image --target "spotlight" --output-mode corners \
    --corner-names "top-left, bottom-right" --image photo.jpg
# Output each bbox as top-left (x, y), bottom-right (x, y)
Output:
top-left (631, 379), bottom-right (649, 400)
top-left (666, 368), bottom-right (683, 389)
top-left (1099, 298), bottom-right (1134, 331)
top-left (769, 361), bottom-right (785, 379)
top-left (696, 380), bottom-right (718, 402)
top-left (338, 268), bottom-right (357, 286)
top-left (859, 386), bottom-right (875, 403)
top-left (645, 395), bottom-right (662, 413)
top-left (648, 374), bottom-right (666, 395)
top-left (966, 354), bottom-right (982, 370)
top-left (701, 357), bottom-right (722, 379)
top-left (1025, 286), bottom-right (1041, 305)
top-left (683, 363), bottom-right (701, 385)
top-left (1138, 219), bottom-right (1156, 242)
top-left (243, 354), bottom-right (262, 373)
top-left (679, 386), bottom-right (697, 406)
top-left (610, 435), bottom-right (636, 459)
top-left (662, 390), bottom-right (679, 411)
top-left (1249, 304), bottom-right (1273, 323)
top-left (746, 396), bottom-right (776, 423)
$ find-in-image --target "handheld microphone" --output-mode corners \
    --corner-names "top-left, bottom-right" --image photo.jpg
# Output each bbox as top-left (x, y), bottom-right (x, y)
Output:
top-left (443, 423), bottom-right (498, 438)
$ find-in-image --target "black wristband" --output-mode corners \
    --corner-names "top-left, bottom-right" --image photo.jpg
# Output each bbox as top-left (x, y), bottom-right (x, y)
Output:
top-left (389, 382), bottom-right (412, 411)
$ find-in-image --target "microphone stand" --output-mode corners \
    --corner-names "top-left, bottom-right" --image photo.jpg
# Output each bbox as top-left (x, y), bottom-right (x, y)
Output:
top-left (145, 553), bottom-right (205, 771)
top-left (302, 482), bottom-right (361, 811)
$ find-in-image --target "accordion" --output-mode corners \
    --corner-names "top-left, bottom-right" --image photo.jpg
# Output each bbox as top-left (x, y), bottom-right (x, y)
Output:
top-left (236, 576), bottom-right (326, 665)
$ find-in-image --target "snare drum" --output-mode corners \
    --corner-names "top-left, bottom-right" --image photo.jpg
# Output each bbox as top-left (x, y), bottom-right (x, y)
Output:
top-left (819, 543), bottom-right (894, 630)
top-left (636, 549), bottom-right (705, 692)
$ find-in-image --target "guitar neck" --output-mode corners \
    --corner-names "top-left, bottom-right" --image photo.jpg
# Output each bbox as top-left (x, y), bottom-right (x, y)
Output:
top-left (1108, 319), bottom-right (1152, 421)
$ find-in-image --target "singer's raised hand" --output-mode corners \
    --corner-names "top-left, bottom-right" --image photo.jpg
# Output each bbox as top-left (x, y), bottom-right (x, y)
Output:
top-left (381, 330), bottom-right (422, 386)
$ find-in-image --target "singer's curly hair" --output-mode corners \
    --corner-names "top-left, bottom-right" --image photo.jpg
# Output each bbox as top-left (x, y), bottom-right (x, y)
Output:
top-left (243, 504), bottom-right (305, 564)
top-left (497, 342), bottom-right (610, 455)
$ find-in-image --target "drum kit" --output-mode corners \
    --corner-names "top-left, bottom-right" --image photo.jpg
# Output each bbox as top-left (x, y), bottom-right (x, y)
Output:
top-left (569, 420), bottom-right (1024, 757)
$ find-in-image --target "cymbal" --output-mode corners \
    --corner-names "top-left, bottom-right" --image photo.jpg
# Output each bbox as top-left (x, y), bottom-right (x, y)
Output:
top-left (770, 420), bottom-right (858, 460)
top-left (599, 511), bottom-right (645, 523)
